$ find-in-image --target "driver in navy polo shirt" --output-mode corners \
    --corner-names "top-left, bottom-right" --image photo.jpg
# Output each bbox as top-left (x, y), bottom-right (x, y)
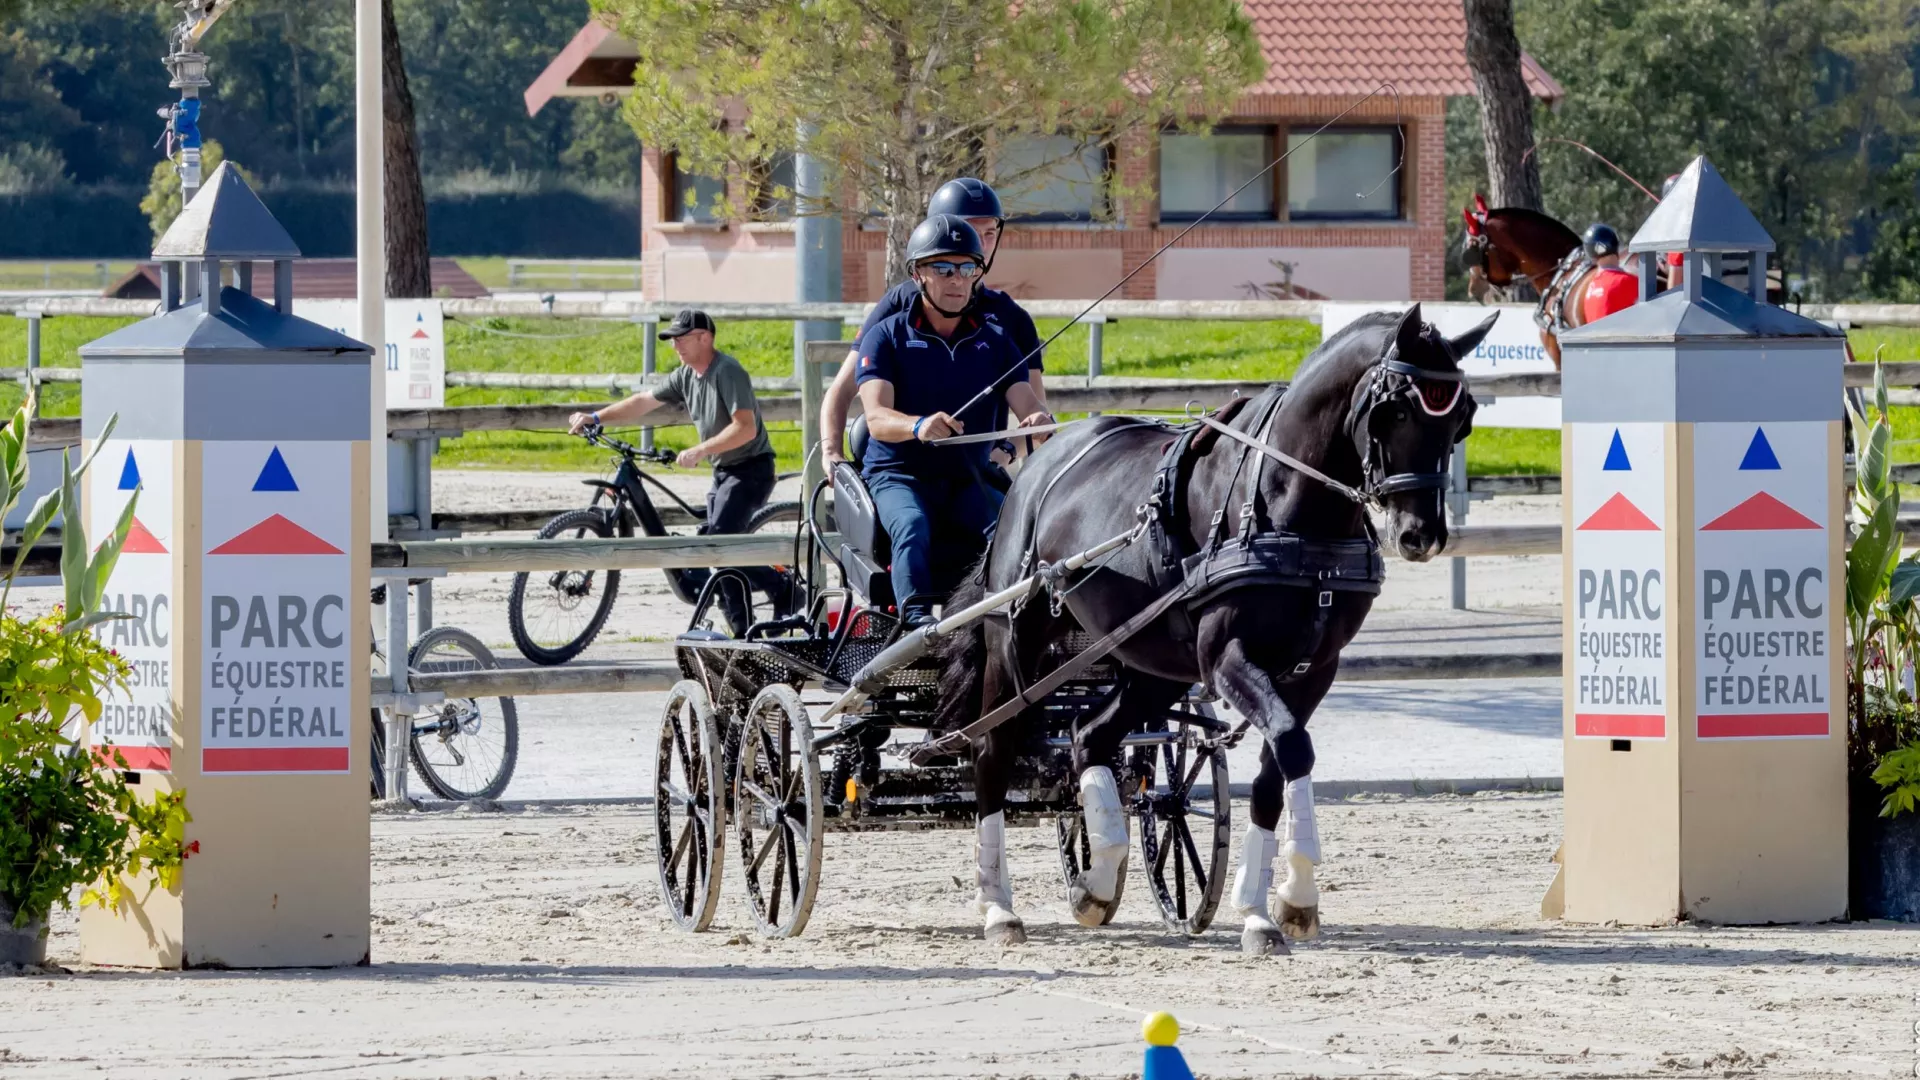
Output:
top-left (855, 215), bottom-right (1052, 628)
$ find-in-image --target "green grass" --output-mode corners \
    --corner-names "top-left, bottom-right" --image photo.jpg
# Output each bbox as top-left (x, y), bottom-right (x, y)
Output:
top-left (453, 257), bottom-right (511, 290)
top-left (11, 311), bottom-right (1920, 478)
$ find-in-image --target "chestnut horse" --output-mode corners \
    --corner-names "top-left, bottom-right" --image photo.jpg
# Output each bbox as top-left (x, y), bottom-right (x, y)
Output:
top-left (1457, 195), bottom-right (1590, 370)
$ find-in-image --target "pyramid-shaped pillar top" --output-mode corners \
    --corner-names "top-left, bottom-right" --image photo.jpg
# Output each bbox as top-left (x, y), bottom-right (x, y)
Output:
top-left (1627, 156), bottom-right (1775, 255)
top-left (153, 161), bottom-right (301, 260)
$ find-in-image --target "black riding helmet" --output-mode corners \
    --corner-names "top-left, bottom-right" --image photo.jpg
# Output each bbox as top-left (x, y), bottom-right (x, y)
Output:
top-left (1583, 222), bottom-right (1621, 259)
top-left (905, 214), bottom-right (985, 317)
top-left (928, 177), bottom-right (1004, 272)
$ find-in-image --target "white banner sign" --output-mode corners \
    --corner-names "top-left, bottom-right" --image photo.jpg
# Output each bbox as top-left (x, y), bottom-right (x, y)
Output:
top-left (91, 440), bottom-right (175, 771)
top-left (1569, 424), bottom-right (1667, 739)
top-left (1693, 422), bottom-right (1832, 740)
top-left (200, 442), bottom-right (354, 774)
top-left (1319, 302), bottom-right (1558, 429)
top-left (295, 299), bottom-right (446, 409)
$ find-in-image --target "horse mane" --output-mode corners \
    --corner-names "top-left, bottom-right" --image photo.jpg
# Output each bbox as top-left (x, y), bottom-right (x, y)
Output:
top-left (1485, 207), bottom-right (1581, 252)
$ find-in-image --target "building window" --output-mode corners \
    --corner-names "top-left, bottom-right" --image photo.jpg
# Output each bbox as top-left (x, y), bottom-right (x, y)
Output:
top-left (1285, 127), bottom-right (1402, 220)
top-left (1159, 126), bottom-right (1276, 222)
top-left (753, 152), bottom-right (796, 219)
top-left (996, 135), bottom-right (1109, 222)
top-left (667, 153), bottom-right (726, 223)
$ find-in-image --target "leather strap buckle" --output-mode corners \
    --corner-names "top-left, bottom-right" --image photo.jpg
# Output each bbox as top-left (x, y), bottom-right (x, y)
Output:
top-left (1318, 590), bottom-right (1334, 608)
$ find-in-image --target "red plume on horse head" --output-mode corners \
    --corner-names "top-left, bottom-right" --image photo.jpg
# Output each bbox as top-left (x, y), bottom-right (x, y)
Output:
top-left (1473, 193), bottom-right (1490, 216)
top-left (1462, 207), bottom-right (1482, 236)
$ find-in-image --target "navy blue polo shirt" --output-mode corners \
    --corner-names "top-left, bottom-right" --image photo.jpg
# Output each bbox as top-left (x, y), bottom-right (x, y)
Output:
top-left (855, 304), bottom-right (1029, 478)
top-left (858, 280), bottom-right (1044, 372)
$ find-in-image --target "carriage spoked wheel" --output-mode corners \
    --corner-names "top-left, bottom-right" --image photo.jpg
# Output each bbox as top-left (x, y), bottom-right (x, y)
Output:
top-left (732, 684), bottom-right (824, 939)
top-left (1055, 808), bottom-right (1128, 925)
top-left (654, 680), bottom-right (727, 932)
top-left (1134, 703), bottom-right (1232, 935)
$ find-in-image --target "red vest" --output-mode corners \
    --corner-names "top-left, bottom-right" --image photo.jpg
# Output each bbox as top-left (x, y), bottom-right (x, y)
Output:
top-left (1582, 266), bottom-right (1639, 323)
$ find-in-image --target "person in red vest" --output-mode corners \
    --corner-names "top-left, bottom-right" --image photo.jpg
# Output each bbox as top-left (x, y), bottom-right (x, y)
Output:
top-left (1579, 223), bottom-right (1639, 322)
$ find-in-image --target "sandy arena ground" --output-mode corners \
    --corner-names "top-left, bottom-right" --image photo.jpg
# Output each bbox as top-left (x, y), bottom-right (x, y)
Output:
top-left (6, 794), bottom-right (1916, 1079)
top-left (8, 470), bottom-right (1913, 1078)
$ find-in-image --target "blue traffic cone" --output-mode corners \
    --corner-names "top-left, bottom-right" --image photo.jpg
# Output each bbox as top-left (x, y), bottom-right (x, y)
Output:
top-left (1142, 1012), bottom-right (1195, 1080)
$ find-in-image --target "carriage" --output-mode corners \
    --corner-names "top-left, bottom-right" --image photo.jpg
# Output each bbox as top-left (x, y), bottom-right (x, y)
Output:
top-left (650, 452), bottom-right (1235, 939)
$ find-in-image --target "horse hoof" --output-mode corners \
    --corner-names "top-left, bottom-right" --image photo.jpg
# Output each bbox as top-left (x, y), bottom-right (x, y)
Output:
top-left (1279, 902), bottom-right (1321, 942)
top-left (1241, 923), bottom-right (1290, 957)
top-left (1067, 884), bottom-right (1119, 928)
top-left (985, 917), bottom-right (1027, 946)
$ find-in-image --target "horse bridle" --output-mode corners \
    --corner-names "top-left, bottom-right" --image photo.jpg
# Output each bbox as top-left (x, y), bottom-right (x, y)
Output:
top-left (1200, 347), bottom-right (1474, 510)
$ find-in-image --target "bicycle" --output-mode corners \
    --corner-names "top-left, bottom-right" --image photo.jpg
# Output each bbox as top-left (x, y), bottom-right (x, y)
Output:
top-left (370, 590), bottom-right (521, 801)
top-left (506, 424), bottom-right (803, 665)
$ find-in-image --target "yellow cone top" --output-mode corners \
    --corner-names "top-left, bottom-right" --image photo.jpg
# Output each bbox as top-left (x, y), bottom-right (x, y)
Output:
top-left (1142, 1012), bottom-right (1180, 1047)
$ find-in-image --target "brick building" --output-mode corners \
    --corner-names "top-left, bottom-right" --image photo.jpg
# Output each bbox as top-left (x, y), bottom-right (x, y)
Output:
top-left (524, 2), bottom-right (1561, 303)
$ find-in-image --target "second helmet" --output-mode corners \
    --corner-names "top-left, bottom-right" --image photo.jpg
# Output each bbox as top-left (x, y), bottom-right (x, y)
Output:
top-left (928, 177), bottom-right (1004, 222)
top-left (905, 214), bottom-right (985, 265)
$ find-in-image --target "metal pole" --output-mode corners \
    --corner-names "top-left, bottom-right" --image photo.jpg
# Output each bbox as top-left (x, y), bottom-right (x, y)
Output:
top-left (383, 581), bottom-right (411, 801)
top-left (413, 436), bottom-right (434, 635)
top-left (1086, 315), bottom-right (1105, 417)
top-left (1447, 447), bottom-right (1469, 610)
top-left (19, 313), bottom-right (40, 417)
top-left (356, 0), bottom-right (388, 543)
top-left (792, 123), bottom-right (843, 380)
top-left (640, 315), bottom-right (658, 453)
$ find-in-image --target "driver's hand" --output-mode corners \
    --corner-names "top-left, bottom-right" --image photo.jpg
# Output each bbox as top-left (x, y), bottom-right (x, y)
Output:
top-left (567, 411), bottom-right (598, 435)
top-left (675, 447), bottom-right (704, 469)
top-left (823, 440), bottom-right (847, 466)
top-left (1018, 410), bottom-right (1055, 446)
top-left (916, 412), bottom-right (961, 442)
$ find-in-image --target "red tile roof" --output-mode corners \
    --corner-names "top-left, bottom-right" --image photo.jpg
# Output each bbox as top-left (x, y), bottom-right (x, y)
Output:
top-left (524, 3), bottom-right (1564, 111)
top-left (1241, 0), bottom-right (1562, 99)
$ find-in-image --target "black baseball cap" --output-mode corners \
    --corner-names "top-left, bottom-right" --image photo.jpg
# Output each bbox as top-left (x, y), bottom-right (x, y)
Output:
top-left (658, 308), bottom-right (716, 340)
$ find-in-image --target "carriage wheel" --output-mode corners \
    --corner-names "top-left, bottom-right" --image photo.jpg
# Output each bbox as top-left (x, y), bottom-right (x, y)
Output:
top-left (1055, 809), bottom-right (1128, 925)
top-left (733, 684), bottom-right (824, 939)
top-left (1135, 705), bottom-right (1232, 935)
top-left (654, 681), bottom-right (726, 932)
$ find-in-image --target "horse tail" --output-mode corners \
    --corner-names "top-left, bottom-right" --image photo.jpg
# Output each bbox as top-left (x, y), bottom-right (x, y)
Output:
top-left (932, 552), bottom-right (992, 733)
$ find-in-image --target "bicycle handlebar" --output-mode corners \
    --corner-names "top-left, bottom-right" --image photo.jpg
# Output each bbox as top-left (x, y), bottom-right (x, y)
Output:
top-left (578, 422), bottom-right (676, 465)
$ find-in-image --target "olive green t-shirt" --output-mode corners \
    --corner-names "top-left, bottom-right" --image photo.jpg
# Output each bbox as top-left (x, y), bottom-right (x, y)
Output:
top-left (653, 351), bottom-right (773, 467)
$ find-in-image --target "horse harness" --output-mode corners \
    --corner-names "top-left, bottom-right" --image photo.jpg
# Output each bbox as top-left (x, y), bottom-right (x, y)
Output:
top-left (910, 350), bottom-right (1467, 762)
top-left (1535, 248), bottom-right (1594, 334)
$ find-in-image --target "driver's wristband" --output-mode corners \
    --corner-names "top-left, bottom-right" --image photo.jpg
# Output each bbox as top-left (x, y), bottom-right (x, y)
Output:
top-left (912, 415), bottom-right (927, 440)
top-left (589, 411), bottom-right (601, 426)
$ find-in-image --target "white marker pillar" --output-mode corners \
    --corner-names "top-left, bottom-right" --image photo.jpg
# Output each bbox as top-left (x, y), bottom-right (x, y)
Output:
top-left (1556, 156), bottom-right (1848, 925)
top-left (78, 163), bottom-right (375, 967)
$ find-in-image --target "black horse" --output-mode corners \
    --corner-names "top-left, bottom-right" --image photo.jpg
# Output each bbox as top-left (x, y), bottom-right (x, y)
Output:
top-left (937, 304), bottom-right (1494, 952)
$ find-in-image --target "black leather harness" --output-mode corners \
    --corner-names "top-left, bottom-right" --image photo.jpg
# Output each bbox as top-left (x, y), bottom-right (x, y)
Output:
top-left (1146, 387), bottom-right (1385, 675)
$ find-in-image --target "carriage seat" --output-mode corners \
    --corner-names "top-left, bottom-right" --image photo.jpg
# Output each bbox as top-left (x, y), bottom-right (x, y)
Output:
top-left (832, 417), bottom-right (895, 608)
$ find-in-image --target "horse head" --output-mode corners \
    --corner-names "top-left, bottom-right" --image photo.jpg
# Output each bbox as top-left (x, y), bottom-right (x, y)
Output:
top-left (1357, 305), bottom-right (1495, 561)
top-left (1459, 202), bottom-right (1582, 300)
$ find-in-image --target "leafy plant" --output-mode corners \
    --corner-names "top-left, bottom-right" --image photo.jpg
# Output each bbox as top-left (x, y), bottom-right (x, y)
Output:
top-left (0, 397), bottom-right (194, 931)
top-left (1872, 742), bottom-right (1920, 818)
top-left (1845, 351), bottom-right (1920, 807)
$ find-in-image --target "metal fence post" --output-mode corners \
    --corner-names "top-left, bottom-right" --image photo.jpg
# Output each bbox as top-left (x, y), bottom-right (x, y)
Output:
top-left (413, 436), bottom-right (435, 635)
top-left (640, 315), bottom-right (658, 452)
top-left (1447, 446), bottom-right (1470, 609)
top-left (383, 580), bottom-right (411, 801)
top-left (1087, 315), bottom-right (1104, 379)
top-left (18, 312), bottom-right (41, 416)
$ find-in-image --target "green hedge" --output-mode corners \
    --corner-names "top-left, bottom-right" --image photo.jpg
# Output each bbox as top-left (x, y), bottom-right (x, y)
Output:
top-left (1, 189), bottom-right (639, 259)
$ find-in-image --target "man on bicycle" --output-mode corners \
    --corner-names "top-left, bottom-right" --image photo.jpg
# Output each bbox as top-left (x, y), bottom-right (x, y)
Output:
top-left (568, 308), bottom-right (789, 632)
top-left (823, 178), bottom-right (1047, 472)
top-left (855, 215), bottom-right (1053, 628)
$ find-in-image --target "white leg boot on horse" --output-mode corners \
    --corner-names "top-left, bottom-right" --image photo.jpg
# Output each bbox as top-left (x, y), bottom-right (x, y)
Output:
top-left (1068, 765), bottom-right (1129, 927)
top-left (975, 811), bottom-right (1026, 945)
top-left (1276, 774), bottom-right (1322, 941)
top-left (1229, 822), bottom-right (1288, 956)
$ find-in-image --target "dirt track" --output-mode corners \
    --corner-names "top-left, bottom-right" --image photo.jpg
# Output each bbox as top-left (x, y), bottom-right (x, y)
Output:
top-left (7, 792), bottom-right (1915, 1079)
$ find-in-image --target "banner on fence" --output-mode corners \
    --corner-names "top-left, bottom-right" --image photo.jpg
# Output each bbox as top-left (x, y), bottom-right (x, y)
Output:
top-left (1319, 303), bottom-right (1559, 429)
top-left (295, 299), bottom-right (447, 409)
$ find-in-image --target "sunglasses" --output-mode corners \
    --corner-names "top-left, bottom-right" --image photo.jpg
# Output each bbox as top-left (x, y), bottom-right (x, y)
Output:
top-left (921, 260), bottom-right (982, 280)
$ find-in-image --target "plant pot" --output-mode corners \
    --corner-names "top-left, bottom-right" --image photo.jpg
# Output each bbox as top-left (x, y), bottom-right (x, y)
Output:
top-left (0, 895), bottom-right (48, 967)
top-left (1852, 775), bottom-right (1920, 921)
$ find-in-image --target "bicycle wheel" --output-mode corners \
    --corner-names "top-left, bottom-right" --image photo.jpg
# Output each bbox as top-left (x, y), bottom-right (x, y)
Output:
top-left (369, 711), bottom-right (388, 800)
top-left (508, 508), bottom-right (620, 665)
top-left (405, 627), bottom-right (520, 801)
